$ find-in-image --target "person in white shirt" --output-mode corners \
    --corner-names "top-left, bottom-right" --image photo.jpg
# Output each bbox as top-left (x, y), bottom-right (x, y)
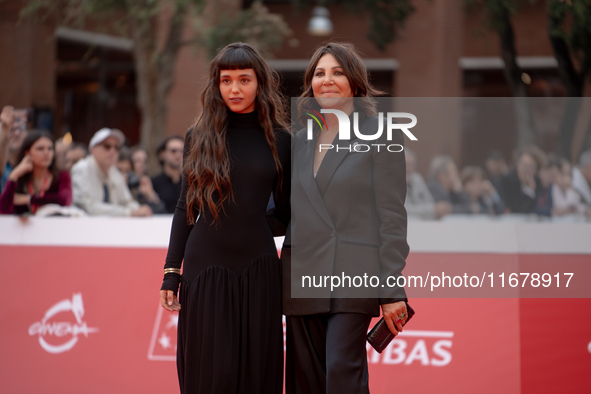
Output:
top-left (552, 160), bottom-right (586, 217)
top-left (71, 128), bottom-right (152, 217)
top-left (572, 150), bottom-right (591, 206)
top-left (404, 148), bottom-right (436, 219)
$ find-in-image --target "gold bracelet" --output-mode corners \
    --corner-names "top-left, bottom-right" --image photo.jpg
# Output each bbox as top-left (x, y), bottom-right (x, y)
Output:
top-left (163, 268), bottom-right (181, 275)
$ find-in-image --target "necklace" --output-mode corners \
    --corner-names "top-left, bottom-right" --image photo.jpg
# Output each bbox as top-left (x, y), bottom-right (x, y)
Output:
top-left (28, 171), bottom-right (50, 214)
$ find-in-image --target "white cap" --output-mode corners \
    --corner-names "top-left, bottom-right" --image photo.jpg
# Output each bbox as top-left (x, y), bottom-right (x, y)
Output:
top-left (89, 128), bottom-right (125, 149)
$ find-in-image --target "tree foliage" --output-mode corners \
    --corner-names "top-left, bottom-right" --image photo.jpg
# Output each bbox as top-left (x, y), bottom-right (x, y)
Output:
top-left (198, 1), bottom-right (292, 59)
top-left (545, 0), bottom-right (591, 157)
top-left (21, 0), bottom-right (291, 60)
top-left (467, 0), bottom-right (591, 157)
top-left (466, 0), bottom-right (537, 149)
top-left (547, 0), bottom-right (591, 94)
top-left (21, 0), bottom-right (292, 172)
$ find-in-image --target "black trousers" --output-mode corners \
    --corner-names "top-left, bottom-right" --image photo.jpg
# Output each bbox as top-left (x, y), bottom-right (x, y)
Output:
top-left (285, 313), bottom-right (373, 394)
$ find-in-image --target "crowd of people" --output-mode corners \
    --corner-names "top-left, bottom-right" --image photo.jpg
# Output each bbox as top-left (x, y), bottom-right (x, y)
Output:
top-left (405, 146), bottom-right (591, 220)
top-left (2, 104), bottom-right (591, 220)
top-left (0, 106), bottom-right (182, 217)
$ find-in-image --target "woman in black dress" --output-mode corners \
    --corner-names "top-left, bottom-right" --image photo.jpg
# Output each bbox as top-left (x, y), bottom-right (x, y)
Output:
top-left (159, 42), bottom-right (291, 394)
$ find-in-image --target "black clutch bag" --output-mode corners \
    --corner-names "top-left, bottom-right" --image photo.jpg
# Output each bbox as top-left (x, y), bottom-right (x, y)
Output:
top-left (367, 303), bottom-right (415, 353)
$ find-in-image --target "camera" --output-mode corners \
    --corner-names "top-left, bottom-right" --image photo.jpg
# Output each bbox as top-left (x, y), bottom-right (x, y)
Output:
top-left (127, 172), bottom-right (140, 190)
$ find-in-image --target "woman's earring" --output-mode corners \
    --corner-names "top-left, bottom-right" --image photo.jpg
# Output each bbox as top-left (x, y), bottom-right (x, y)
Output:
top-left (256, 91), bottom-right (259, 96)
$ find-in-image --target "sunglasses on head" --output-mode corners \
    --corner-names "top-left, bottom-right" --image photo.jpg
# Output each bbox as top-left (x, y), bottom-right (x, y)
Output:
top-left (101, 143), bottom-right (120, 151)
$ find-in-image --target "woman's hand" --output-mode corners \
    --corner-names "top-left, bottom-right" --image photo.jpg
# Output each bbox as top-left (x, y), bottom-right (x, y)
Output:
top-left (8, 155), bottom-right (33, 182)
top-left (159, 290), bottom-right (181, 313)
top-left (519, 171), bottom-right (536, 192)
top-left (434, 201), bottom-right (452, 218)
top-left (14, 193), bottom-right (31, 206)
top-left (139, 175), bottom-right (160, 203)
top-left (0, 106), bottom-right (14, 134)
top-left (131, 204), bottom-right (153, 217)
top-left (381, 301), bottom-right (407, 335)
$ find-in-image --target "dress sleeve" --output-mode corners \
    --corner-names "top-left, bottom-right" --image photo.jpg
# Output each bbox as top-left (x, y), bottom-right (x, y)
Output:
top-left (161, 128), bottom-right (195, 294)
top-left (267, 129), bottom-right (292, 236)
top-left (0, 179), bottom-right (17, 214)
top-left (373, 129), bottom-right (409, 304)
top-left (31, 171), bottom-right (72, 207)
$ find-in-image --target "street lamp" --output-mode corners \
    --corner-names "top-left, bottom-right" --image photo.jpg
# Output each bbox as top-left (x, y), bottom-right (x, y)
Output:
top-left (307, 6), bottom-right (333, 36)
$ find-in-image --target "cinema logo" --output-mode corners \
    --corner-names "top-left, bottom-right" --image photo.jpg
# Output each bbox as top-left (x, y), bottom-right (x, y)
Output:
top-left (304, 107), bottom-right (417, 152)
top-left (148, 304), bottom-right (178, 361)
top-left (28, 293), bottom-right (98, 354)
top-left (366, 329), bottom-right (453, 367)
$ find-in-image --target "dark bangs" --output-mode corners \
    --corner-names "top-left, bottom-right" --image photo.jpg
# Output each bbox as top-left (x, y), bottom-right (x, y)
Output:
top-left (215, 45), bottom-right (256, 71)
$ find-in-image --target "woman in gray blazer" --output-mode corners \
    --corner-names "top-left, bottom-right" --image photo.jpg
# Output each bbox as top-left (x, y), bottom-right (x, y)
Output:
top-left (283, 42), bottom-right (410, 394)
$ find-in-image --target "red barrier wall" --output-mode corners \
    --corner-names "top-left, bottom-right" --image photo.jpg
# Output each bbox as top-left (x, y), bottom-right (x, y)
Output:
top-left (1, 217), bottom-right (590, 393)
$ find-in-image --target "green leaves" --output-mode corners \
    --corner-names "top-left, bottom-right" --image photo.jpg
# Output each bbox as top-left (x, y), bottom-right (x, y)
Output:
top-left (366, 0), bottom-right (414, 51)
top-left (199, 1), bottom-right (292, 59)
top-left (547, 0), bottom-right (591, 81)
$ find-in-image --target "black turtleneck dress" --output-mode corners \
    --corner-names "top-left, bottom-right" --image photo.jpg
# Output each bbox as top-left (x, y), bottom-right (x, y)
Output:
top-left (160, 111), bottom-right (291, 394)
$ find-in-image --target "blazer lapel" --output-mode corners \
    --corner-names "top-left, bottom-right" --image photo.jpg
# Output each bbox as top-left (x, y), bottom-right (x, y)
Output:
top-left (315, 137), bottom-right (349, 197)
top-left (297, 133), bottom-right (335, 229)
top-left (316, 110), bottom-right (368, 197)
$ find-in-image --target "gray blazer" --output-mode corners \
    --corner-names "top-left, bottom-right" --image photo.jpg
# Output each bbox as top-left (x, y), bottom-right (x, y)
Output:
top-left (282, 112), bottom-right (409, 317)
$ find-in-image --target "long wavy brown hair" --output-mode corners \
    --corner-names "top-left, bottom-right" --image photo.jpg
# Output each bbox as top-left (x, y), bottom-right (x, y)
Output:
top-left (297, 42), bottom-right (386, 126)
top-left (15, 130), bottom-right (59, 193)
top-left (185, 42), bottom-right (288, 224)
